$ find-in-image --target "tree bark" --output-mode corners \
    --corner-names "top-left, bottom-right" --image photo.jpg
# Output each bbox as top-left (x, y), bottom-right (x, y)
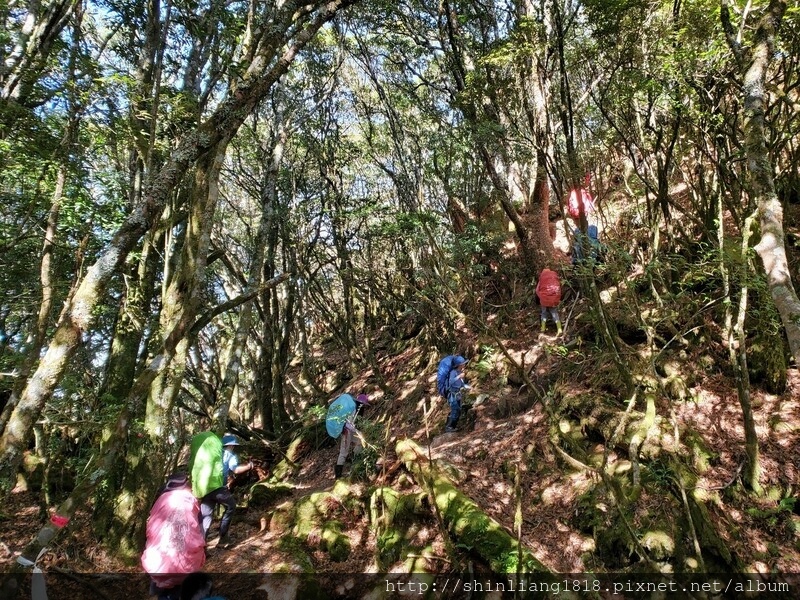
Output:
top-left (0, 0), bottom-right (78, 103)
top-left (0, 0), bottom-right (358, 495)
top-left (213, 127), bottom-right (286, 433)
top-left (722, 0), bottom-right (799, 366)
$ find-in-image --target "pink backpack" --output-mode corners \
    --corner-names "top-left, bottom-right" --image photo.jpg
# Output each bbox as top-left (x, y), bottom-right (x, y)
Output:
top-left (141, 486), bottom-right (206, 588)
top-left (567, 188), bottom-right (595, 219)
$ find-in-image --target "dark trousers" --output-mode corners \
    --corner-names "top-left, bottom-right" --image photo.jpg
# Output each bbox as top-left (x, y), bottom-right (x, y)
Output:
top-left (200, 486), bottom-right (236, 538)
top-left (448, 393), bottom-right (462, 424)
top-left (149, 580), bottom-right (180, 600)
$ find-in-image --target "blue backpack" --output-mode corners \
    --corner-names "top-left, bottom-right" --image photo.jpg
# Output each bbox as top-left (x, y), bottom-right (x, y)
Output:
top-left (572, 225), bottom-right (603, 264)
top-left (436, 355), bottom-right (465, 398)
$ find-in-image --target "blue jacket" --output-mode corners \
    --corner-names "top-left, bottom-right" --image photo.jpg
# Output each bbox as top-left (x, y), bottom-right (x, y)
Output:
top-left (448, 368), bottom-right (467, 397)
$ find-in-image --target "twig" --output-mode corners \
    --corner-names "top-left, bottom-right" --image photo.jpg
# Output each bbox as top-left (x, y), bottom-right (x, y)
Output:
top-left (696, 460), bottom-right (746, 491)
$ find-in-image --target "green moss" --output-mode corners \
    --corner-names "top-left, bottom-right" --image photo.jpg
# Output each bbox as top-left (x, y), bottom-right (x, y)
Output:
top-left (641, 531), bottom-right (675, 560)
top-left (275, 535), bottom-right (316, 573)
top-left (377, 528), bottom-right (405, 566)
top-left (250, 481), bottom-right (294, 508)
top-left (321, 520), bottom-right (351, 562)
top-left (747, 333), bottom-right (787, 394)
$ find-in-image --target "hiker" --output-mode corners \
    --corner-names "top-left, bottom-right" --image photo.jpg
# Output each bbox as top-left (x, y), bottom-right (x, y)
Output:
top-left (141, 473), bottom-right (206, 600)
top-left (222, 434), bottom-right (254, 489)
top-left (536, 267), bottom-right (563, 335)
top-left (329, 393), bottom-right (370, 478)
top-left (180, 573), bottom-right (227, 600)
top-left (567, 188), bottom-right (595, 220)
top-left (571, 225), bottom-right (603, 265)
top-left (446, 356), bottom-right (469, 432)
top-left (188, 431), bottom-right (236, 547)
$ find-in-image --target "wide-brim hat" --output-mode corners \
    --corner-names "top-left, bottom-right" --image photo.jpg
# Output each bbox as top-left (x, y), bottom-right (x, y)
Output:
top-left (222, 434), bottom-right (240, 446)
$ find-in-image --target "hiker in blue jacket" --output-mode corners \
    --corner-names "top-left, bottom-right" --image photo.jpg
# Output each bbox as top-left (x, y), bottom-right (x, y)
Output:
top-left (446, 357), bottom-right (469, 432)
top-left (571, 225), bottom-right (603, 265)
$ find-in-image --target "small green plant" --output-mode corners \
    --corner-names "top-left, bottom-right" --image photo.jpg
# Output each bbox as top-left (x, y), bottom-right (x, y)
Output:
top-left (350, 444), bottom-right (379, 481)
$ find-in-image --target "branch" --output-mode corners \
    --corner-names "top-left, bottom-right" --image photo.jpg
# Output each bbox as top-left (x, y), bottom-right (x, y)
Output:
top-left (189, 272), bottom-right (290, 338)
top-left (720, 0), bottom-right (745, 66)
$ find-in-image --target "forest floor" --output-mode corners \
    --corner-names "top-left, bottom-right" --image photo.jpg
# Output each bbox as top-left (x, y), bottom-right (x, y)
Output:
top-left (4, 199), bottom-right (800, 599)
top-left (4, 318), bottom-right (800, 599)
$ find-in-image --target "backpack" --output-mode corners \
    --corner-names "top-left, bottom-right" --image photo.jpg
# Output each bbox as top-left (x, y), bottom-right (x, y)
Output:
top-left (567, 188), bottom-right (595, 219)
top-left (572, 225), bottom-right (603, 264)
top-left (536, 269), bottom-right (562, 307)
top-left (437, 355), bottom-right (463, 398)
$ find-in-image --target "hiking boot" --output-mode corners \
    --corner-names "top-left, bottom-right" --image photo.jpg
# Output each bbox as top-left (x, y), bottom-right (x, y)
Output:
top-left (334, 464), bottom-right (343, 478)
top-left (556, 321), bottom-right (563, 336)
top-left (540, 320), bottom-right (547, 333)
top-left (217, 535), bottom-right (233, 549)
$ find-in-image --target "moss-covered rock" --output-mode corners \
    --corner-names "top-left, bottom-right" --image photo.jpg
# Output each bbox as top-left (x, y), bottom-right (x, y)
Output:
top-left (370, 487), bottom-right (431, 569)
top-left (250, 481), bottom-right (294, 508)
top-left (273, 485), bottom-right (358, 563)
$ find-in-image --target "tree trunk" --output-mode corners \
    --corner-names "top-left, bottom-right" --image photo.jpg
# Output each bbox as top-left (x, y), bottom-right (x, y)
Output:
top-left (722, 0), bottom-right (799, 365)
top-left (213, 128), bottom-right (285, 432)
top-left (0, 0), bottom-right (77, 103)
top-left (0, 0), bottom-right (358, 495)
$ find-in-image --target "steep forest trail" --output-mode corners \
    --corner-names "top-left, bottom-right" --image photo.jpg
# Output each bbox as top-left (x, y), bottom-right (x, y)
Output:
top-left (196, 197), bottom-right (800, 590)
top-left (199, 307), bottom-right (800, 587)
top-left (4, 198), bottom-right (800, 599)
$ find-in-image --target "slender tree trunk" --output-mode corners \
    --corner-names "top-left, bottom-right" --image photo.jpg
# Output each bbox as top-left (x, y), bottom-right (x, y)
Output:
top-left (722, 0), bottom-right (799, 365)
top-left (0, 15), bottom-right (83, 434)
top-left (722, 210), bottom-right (761, 492)
top-left (0, 0), bottom-right (77, 103)
top-left (213, 128), bottom-right (286, 432)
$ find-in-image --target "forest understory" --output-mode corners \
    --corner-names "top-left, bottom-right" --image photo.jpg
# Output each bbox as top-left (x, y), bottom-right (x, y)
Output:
top-left (3, 196), bottom-right (800, 600)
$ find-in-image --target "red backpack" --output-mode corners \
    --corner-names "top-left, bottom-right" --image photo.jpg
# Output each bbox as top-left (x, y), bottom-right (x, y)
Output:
top-left (536, 269), bottom-right (562, 307)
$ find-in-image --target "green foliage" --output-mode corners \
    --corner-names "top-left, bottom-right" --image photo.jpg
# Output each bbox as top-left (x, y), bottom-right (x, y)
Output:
top-left (450, 223), bottom-right (505, 275)
top-left (350, 444), bottom-right (380, 482)
top-left (472, 344), bottom-right (495, 378)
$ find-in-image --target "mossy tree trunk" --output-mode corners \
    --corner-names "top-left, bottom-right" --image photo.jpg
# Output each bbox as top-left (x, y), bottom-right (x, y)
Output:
top-left (396, 439), bottom-right (549, 573)
top-left (0, 0), bottom-right (359, 497)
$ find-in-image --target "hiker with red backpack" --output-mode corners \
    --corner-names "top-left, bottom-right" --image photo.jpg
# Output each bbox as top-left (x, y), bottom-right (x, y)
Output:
top-left (437, 355), bottom-right (470, 432)
top-left (536, 267), bottom-right (563, 336)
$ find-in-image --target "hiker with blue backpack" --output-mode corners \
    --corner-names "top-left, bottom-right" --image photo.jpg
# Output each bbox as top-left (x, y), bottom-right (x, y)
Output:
top-left (437, 355), bottom-right (470, 432)
top-left (571, 225), bottom-right (604, 265)
top-left (326, 393), bottom-right (370, 478)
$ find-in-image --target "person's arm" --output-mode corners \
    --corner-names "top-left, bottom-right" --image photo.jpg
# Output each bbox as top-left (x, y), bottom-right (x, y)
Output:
top-left (449, 370), bottom-right (466, 392)
top-left (233, 457), bottom-right (254, 474)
